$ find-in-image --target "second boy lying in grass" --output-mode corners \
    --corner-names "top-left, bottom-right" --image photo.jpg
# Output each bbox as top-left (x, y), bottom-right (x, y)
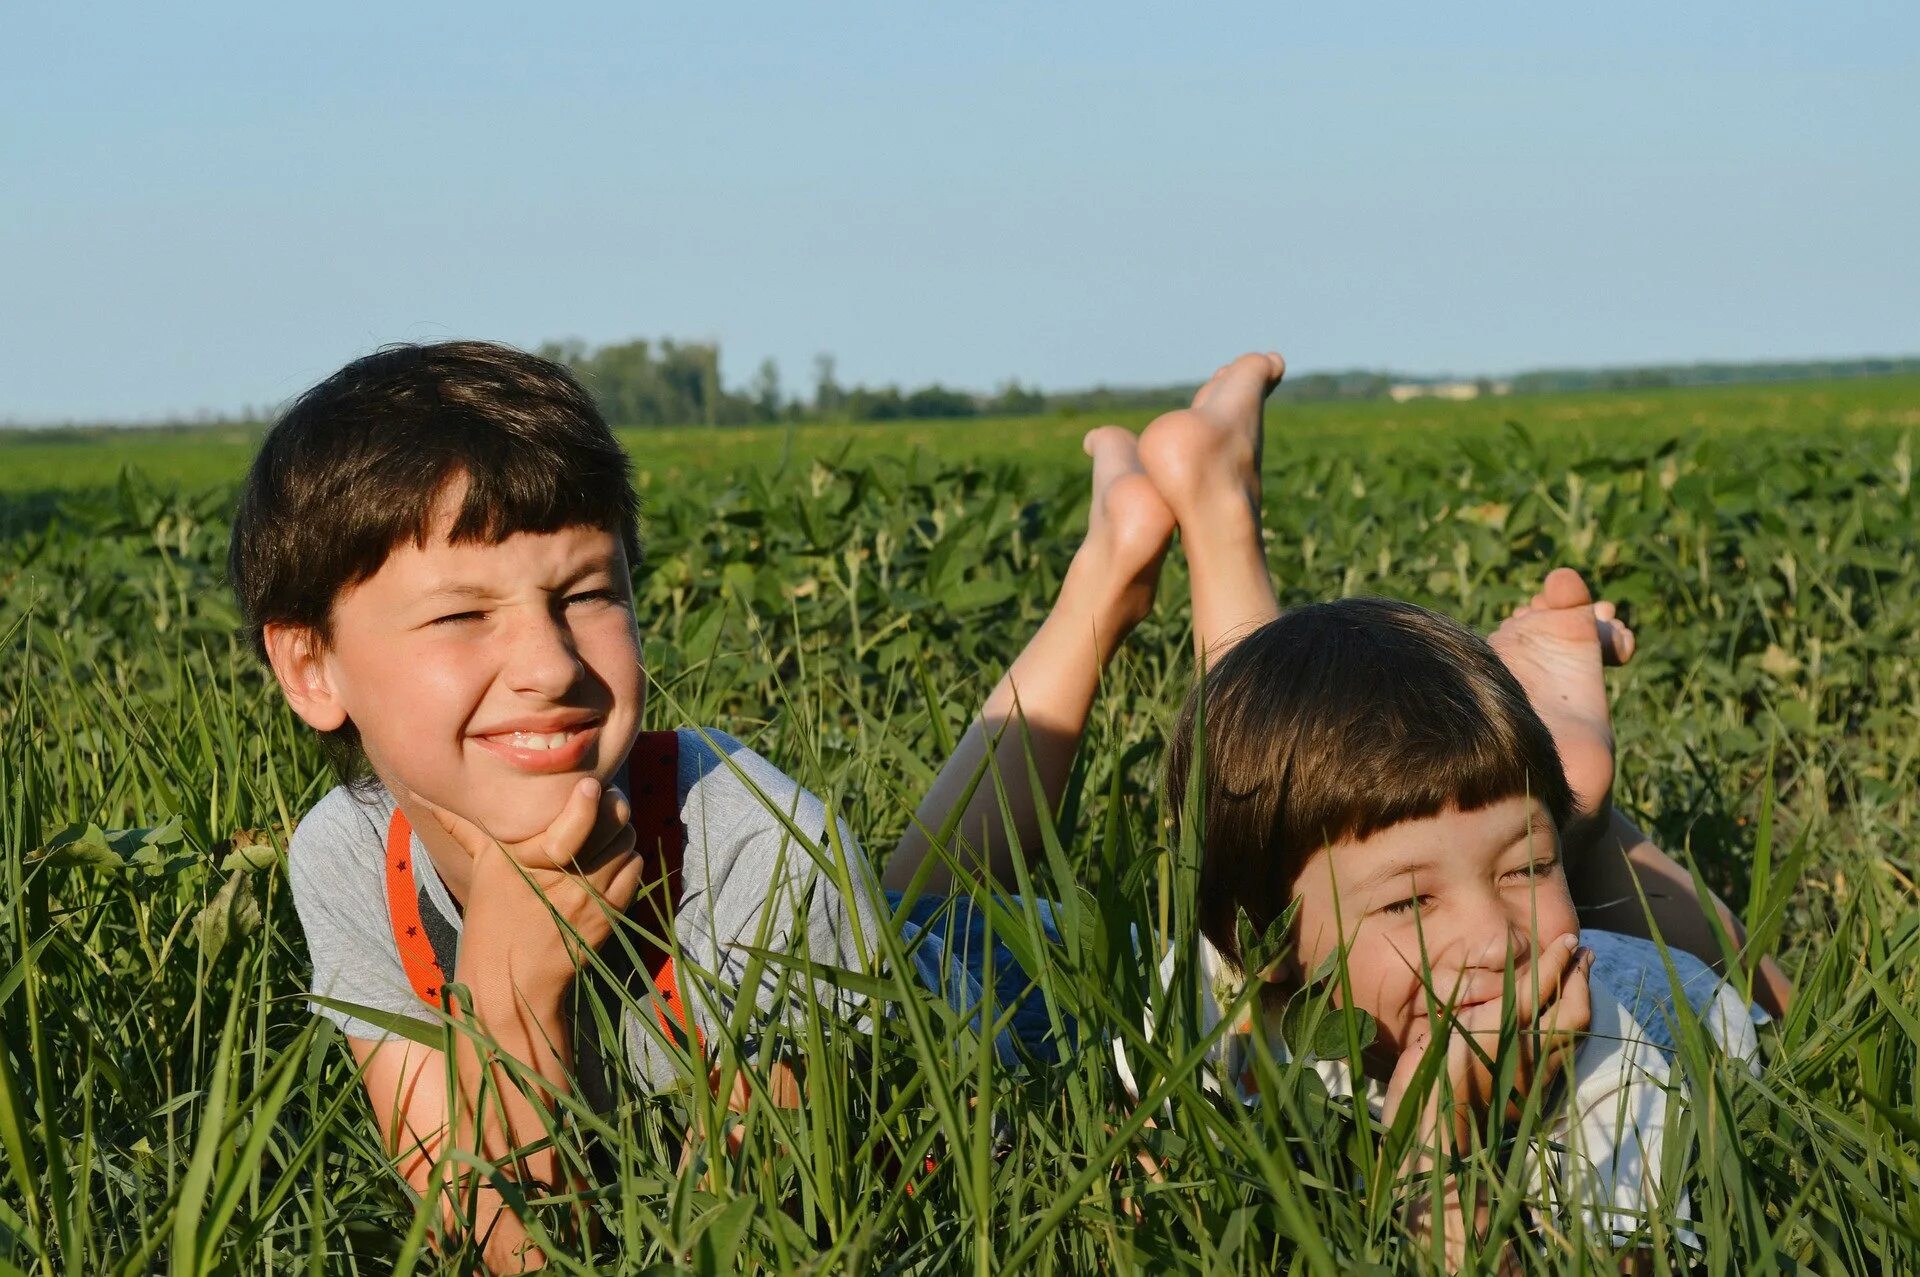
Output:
top-left (1080, 354), bottom-right (1772, 1267)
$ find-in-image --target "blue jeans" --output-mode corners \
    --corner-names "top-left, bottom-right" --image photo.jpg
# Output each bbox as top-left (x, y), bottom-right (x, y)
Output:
top-left (887, 891), bottom-right (1074, 1067)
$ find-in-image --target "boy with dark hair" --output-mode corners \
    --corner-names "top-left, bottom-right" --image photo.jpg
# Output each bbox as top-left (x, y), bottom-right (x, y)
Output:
top-left (1111, 355), bottom-right (1776, 1267)
top-left (233, 340), bottom-right (1180, 1270)
top-left (1138, 595), bottom-right (1761, 1266)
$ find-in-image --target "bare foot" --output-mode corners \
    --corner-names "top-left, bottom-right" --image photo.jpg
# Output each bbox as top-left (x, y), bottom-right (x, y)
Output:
top-left (1069, 426), bottom-right (1177, 634)
top-left (1488, 568), bottom-right (1637, 851)
top-left (1136, 351), bottom-right (1286, 527)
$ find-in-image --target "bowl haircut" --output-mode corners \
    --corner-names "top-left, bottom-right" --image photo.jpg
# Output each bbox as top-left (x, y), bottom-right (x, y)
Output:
top-left (227, 340), bottom-right (640, 783)
top-left (1165, 597), bottom-right (1574, 972)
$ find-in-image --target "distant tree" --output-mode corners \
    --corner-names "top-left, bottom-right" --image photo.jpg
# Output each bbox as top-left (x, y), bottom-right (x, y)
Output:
top-left (749, 358), bottom-right (782, 422)
top-left (536, 338), bottom-right (589, 367)
top-left (902, 385), bottom-right (978, 418)
top-left (988, 380), bottom-right (1045, 416)
top-left (813, 354), bottom-right (844, 418)
top-left (845, 386), bottom-right (905, 421)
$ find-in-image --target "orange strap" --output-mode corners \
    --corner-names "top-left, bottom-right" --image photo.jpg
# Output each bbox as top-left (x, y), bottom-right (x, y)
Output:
top-left (384, 812), bottom-right (446, 1004)
top-left (384, 730), bottom-right (699, 1047)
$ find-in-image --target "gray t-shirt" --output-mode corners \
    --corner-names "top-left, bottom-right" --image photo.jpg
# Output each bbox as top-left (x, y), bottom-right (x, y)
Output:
top-left (287, 727), bottom-right (884, 1092)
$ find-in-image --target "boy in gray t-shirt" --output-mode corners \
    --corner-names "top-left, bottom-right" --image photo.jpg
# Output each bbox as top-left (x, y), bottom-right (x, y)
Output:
top-left (233, 340), bottom-right (1182, 1269)
top-left (290, 725), bottom-right (876, 1093)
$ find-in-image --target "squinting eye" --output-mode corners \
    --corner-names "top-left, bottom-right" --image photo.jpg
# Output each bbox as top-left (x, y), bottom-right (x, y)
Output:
top-left (564, 589), bottom-right (622, 608)
top-left (1380, 896), bottom-right (1431, 917)
top-left (1504, 857), bottom-right (1559, 882)
top-left (430, 610), bottom-right (485, 626)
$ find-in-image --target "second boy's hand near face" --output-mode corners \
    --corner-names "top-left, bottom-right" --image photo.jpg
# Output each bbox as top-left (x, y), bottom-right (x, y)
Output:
top-left (1381, 931), bottom-right (1592, 1159)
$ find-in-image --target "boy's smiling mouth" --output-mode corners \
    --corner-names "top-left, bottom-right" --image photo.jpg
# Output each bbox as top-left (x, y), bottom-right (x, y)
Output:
top-left (470, 713), bottom-right (603, 774)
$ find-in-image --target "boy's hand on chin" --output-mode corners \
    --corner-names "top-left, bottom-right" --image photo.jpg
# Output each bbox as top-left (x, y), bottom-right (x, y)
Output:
top-left (430, 777), bottom-right (644, 982)
top-left (1383, 933), bottom-right (1593, 1161)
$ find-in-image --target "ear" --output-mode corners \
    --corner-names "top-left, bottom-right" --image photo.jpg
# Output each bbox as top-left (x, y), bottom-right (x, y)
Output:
top-left (261, 623), bottom-right (349, 732)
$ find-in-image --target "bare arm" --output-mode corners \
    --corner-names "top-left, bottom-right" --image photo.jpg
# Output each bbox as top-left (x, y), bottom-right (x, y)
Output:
top-left (351, 778), bottom-right (644, 1271)
top-left (1568, 807), bottom-right (1792, 1017)
top-left (348, 974), bottom-right (571, 1273)
top-left (884, 604), bottom-right (1128, 895)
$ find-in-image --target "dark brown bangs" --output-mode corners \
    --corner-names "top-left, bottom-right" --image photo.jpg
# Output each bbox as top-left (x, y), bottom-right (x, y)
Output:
top-left (1167, 596), bottom-right (1573, 969)
top-left (228, 341), bottom-right (641, 785)
top-left (230, 340), bottom-right (640, 660)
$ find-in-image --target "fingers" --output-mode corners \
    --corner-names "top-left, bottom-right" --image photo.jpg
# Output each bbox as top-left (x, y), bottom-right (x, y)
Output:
top-left (1545, 949), bottom-right (1594, 1036)
top-left (425, 802), bottom-right (497, 861)
top-left (1526, 952), bottom-right (1592, 1098)
top-left (1510, 932), bottom-right (1583, 1025)
top-left (581, 785), bottom-right (636, 866)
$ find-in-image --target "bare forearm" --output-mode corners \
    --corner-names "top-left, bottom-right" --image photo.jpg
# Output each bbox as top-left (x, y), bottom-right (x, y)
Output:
top-left (454, 950), bottom-right (574, 1183)
top-left (1403, 1171), bottom-right (1515, 1275)
top-left (1571, 808), bottom-right (1791, 1015)
top-left (886, 604), bottom-right (1118, 894)
top-left (446, 946), bottom-right (577, 1268)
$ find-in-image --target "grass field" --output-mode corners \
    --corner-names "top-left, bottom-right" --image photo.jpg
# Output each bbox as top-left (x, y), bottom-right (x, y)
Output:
top-left (2, 377), bottom-right (1917, 1273)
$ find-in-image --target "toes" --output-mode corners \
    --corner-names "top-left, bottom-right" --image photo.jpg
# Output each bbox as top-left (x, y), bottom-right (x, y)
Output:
top-left (1593, 600), bottom-right (1617, 622)
top-left (1082, 425), bottom-right (1145, 481)
top-left (1596, 618), bottom-right (1637, 667)
top-left (1227, 351), bottom-right (1286, 385)
top-left (1540, 568), bottom-right (1595, 610)
top-left (1191, 352), bottom-right (1288, 409)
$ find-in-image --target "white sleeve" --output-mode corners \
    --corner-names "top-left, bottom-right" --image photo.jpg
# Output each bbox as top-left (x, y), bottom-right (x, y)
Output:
top-left (1553, 986), bottom-right (1695, 1247)
top-left (287, 788), bottom-right (438, 1041)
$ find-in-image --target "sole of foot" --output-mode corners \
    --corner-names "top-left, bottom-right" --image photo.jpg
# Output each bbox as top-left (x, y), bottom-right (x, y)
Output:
top-left (1488, 568), bottom-right (1636, 841)
top-left (1077, 426), bottom-right (1177, 628)
top-left (1137, 351), bottom-right (1286, 526)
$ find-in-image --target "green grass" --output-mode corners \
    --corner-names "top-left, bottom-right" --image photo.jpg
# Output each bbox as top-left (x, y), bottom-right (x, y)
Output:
top-left (2, 377), bottom-right (1917, 1272)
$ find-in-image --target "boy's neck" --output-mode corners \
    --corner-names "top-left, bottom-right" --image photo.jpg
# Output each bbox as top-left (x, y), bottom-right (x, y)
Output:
top-left (389, 788), bottom-right (478, 908)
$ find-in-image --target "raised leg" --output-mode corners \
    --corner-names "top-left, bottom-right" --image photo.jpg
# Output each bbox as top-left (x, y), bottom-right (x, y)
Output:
top-left (1490, 570), bottom-right (1792, 1015)
top-left (883, 428), bottom-right (1175, 895)
top-left (1137, 352), bottom-right (1288, 667)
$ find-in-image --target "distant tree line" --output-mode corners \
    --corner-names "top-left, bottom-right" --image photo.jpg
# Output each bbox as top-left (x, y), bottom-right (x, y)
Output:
top-left (533, 337), bottom-right (1425, 428)
top-left (1507, 357), bottom-right (1920, 395)
top-left (534, 338), bottom-right (1920, 431)
top-left (533, 338), bottom-right (1048, 428)
top-left (15, 345), bottom-right (1915, 434)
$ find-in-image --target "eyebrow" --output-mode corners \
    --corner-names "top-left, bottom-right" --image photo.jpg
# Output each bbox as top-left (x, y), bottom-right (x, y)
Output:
top-left (1352, 856), bottom-right (1439, 893)
top-left (421, 582), bottom-right (499, 601)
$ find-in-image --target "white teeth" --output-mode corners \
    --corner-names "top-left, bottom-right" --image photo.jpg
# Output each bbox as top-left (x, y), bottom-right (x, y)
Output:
top-left (496, 730), bottom-right (576, 750)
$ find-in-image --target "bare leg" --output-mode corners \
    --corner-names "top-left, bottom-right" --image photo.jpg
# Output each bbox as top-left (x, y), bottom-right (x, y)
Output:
top-left (1488, 569), bottom-right (1637, 857)
top-left (1137, 352), bottom-right (1288, 666)
top-left (1491, 571), bottom-right (1792, 1015)
top-left (883, 428), bottom-right (1175, 895)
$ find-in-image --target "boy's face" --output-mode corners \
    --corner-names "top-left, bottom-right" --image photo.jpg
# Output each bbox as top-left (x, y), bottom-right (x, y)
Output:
top-left (295, 484), bottom-right (643, 845)
top-left (1285, 795), bottom-right (1577, 1077)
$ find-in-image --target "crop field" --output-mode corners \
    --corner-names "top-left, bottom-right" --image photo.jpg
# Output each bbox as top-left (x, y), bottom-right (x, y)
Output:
top-left (2, 376), bottom-right (1918, 1273)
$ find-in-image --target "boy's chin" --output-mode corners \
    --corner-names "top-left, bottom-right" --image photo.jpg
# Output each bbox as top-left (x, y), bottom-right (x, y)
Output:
top-left (465, 770), bottom-right (604, 844)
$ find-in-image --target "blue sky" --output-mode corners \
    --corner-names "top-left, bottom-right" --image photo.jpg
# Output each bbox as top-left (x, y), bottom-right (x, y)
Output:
top-left (4, 1), bottom-right (1915, 421)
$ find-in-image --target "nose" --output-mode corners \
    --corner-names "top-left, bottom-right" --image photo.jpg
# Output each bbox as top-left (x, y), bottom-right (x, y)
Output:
top-left (502, 608), bottom-right (585, 699)
top-left (1454, 894), bottom-right (1535, 977)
